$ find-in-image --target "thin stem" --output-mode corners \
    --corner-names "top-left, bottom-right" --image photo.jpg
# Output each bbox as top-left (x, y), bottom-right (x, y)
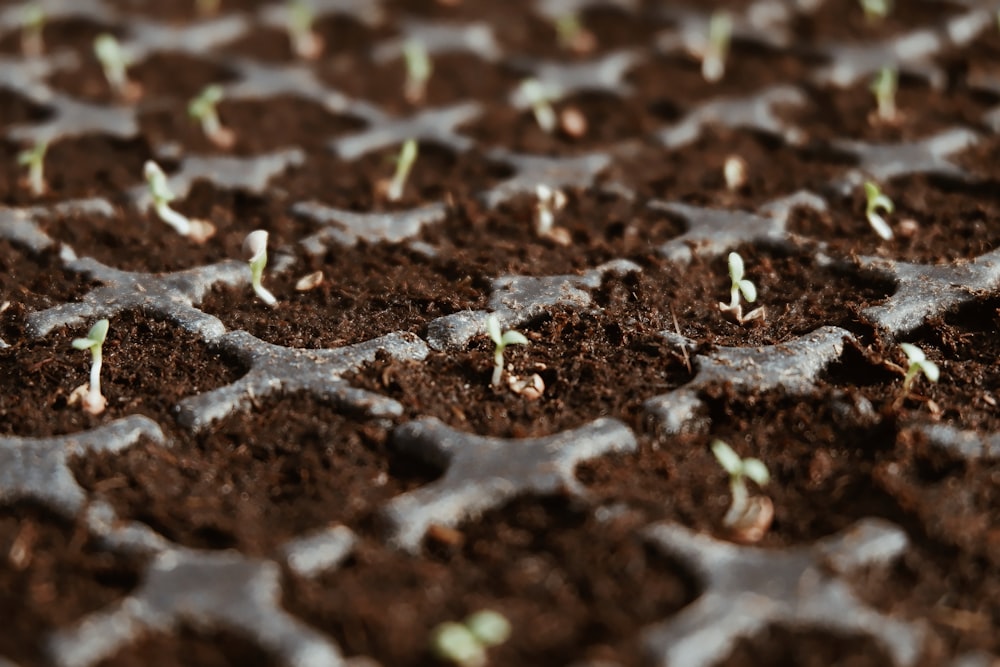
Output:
top-left (492, 348), bottom-right (504, 387)
top-left (154, 202), bottom-right (193, 236)
top-left (89, 348), bottom-right (103, 407)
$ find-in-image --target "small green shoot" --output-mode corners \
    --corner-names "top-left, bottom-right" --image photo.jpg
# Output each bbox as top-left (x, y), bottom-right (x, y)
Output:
top-left (430, 610), bottom-right (512, 667)
top-left (518, 78), bottom-right (557, 133)
top-left (860, 0), bottom-right (891, 23)
top-left (384, 139), bottom-right (418, 202)
top-left (870, 66), bottom-right (899, 124)
top-left (486, 314), bottom-right (528, 387)
top-left (21, 3), bottom-right (45, 57)
top-left (863, 180), bottom-right (894, 241)
top-left (403, 39), bottom-right (432, 104)
top-left (711, 439), bottom-right (773, 542)
top-left (17, 139), bottom-right (48, 196)
top-left (533, 184), bottom-right (569, 245)
top-left (900, 343), bottom-right (939, 397)
top-left (288, 0), bottom-right (323, 59)
top-left (243, 230), bottom-right (277, 306)
top-left (94, 33), bottom-right (141, 101)
top-left (702, 10), bottom-right (732, 83)
top-left (555, 13), bottom-right (595, 54)
top-left (70, 319), bottom-right (110, 415)
top-left (144, 160), bottom-right (215, 242)
top-left (718, 251), bottom-right (764, 324)
top-left (188, 85), bottom-right (235, 148)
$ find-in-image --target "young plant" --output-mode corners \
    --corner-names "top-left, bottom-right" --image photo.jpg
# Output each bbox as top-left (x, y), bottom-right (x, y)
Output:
top-left (430, 610), bottom-right (512, 667)
top-left (702, 10), bottom-right (733, 83)
top-left (188, 85), bottom-right (235, 148)
top-left (384, 139), bottom-right (418, 202)
top-left (869, 66), bottom-right (899, 124)
top-left (403, 39), bottom-right (432, 104)
top-left (723, 154), bottom-right (747, 191)
top-left (863, 180), bottom-right (894, 241)
top-left (243, 230), bottom-right (278, 307)
top-left (718, 251), bottom-right (764, 324)
top-left (486, 314), bottom-right (528, 387)
top-left (143, 160), bottom-right (215, 243)
top-left (554, 13), bottom-right (596, 54)
top-left (518, 78), bottom-right (557, 134)
top-left (287, 0), bottom-right (323, 59)
top-left (860, 0), bottom-right (891, 23)
top-left (711, 439), bottom-right (773, 543)
top-left (94, 33), bottom-right (141, 101)
top-left (17, 139), bottom-right (48, 196)
top-left (70, 319), bottom-right (110, 415)
top-left (899, 342), bottom-right (939, 397)
top-left (21, 3), bottom-right (45, 57)
top-left (533, 184), bottom-right (570, 245)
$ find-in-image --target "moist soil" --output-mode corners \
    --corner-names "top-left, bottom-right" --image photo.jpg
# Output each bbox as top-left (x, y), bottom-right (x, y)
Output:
top-left (3, 0), bottom-right (1000, 666)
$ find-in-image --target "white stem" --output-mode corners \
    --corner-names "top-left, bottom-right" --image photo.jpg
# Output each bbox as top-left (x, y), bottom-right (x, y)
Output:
top-left (729, 285), bottom-right (740, 311)
top-left (154, 202), bottom-right (193, 236)
top-left (253, 281), bottom-right (277, 307)
top-left (29, 160), bottom-right (44, 196)
top-left (532, 103), bottom-right (556, 133)
top-left (724, 478), bottom-right (748, 527)
top-left (89, 351), bottom-right (103, 407)
top-left (492, 349), bottom-right (504, 386)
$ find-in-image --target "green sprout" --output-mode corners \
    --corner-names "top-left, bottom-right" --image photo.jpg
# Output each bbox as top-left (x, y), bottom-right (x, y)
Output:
top-left (71, 319), bottom-right (110, 415)
top-left (555, 13), bottom-right (595, 53)
top-left (702, 10), bottom-right (732, 83)
top-left (188, 85), bottom-right (235, 148)
top-left (711, 439), bottom-right (770, 530)
top-left (518, 78), bottom-right (557, 133)
top-left (900, 343), bottom-right (939, 397)
top-left (486, 314), bottom-right (528, 387)
top-left (870, 66), bottom-right (899, 124)
top-left (430, 610), bottom-right (512, 667)
top-left (144, 160), bottom-right (216, 242)
top-left (94, 33), bottom-right (140, 101)
top-left (288, 0), bottom-right (323, 59)
top-left (533, 184), bottom-right (569, 245)
top-left (243, 230), bottom-right (277, 306)
top-left (385, 139), bottom-right (418, 202)
top-left (21, 3), bottom-right (45, 57)
top-left (863, 180), bottom-right (894, 241)
top-left (403, 39), bottom-right (432, 104)
top-left (718, 251), bottom-right (764, 324)
top-left (17, 139), bottom-right (48, 196)
top-left (860, 0), bottom-right (891, 23)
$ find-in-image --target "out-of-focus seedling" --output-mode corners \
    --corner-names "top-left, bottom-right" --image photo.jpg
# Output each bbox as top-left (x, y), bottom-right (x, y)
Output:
top-left (287, 0), bottom-right (323, 59)
top-left (381, 139), bottom-right (418, 202)
top-left (519, 78), bottom-right (557, 133)
top-left (143, 160), bottom-right (216, 243)
top-left (403, 39), bottom-right (432, 104)
top-left (243, 230), bottom-right (277, 307)
top-left (863, 180), bottom-right (894, 241)
top-left (702, 10), bottom-right (732, 83)
top-left (21, 3), bottom-right (45, 57)
top-left (94, 33), bottom-right (141, 101)
top-left (555, 13), bottom-right (596, 54)
top-left (70, 319), bottom-right (110, 415)
top-left (711, 439), bottom-right (773, 543)
top-left (533, 184), bottom-right (570, 245)
top-left (17, 139), bottom-right (48, 196)
top-left (869, 66), bottom-right (899, 124)
top-left (723, 154), bottom-right (747, 191)
top-left (899, 342), bottom-right (939, 398)
top-left (188, 85), bottom-right (235, 148)
top-left (860, 0), bottom-right (891, 23)
top-left (486, 314), bottom-right (528, 387)
top-left (718, 251), bottom-right (764, 324)
top-left (430, 609), bottom-right (512, 667)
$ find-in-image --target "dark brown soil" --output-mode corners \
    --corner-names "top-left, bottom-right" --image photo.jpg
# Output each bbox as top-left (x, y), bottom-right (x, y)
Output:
top-left (94, 626), bottom-right (281, 667)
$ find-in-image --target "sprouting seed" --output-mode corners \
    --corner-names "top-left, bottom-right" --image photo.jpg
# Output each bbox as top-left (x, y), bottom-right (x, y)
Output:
top-left (718, 251), bottom-right (764, 324)
top-left (860, 0), bottom-right (891, 23)
top-left (70, 319), bottom-right (110, 415)
top-left (17, 139), bottom-right (48, 196)
top-left (863, 180), bottom-right (894, 241)
top-left (430, 610), bottom-right (512, 667)
top-left (385, 139), bottom-right (418, 202)
top-left (144, 160), bottom-right (216, 243)
top-left (554, 13), bottom-right (595, 54)
top-left (243, 230), bottom-right (277, 307)
top-left (702, 10), bottom-right (732, 83)
top-left (94, 33), bottom-right (140, 101)
top-left (533, 184), bottom-right (570, 245)
top-left (486, 314), bottom-right (528, 387)
top-left (723, 155), bottom-right (747, 191)
top-left (711, 439), bottom-right (772, 541)
top-left (870, 66), bottom-right (899, 124)
top-left (188, 85), bottom-right (235, 148)
top-left (287, 0), bottom-right (323, 59)
top-left (900, 343), bottom-right (939, 396)
top-left (403, 39), bottom-right (433, 104)
top-left (21, 3), bottom-right (45, 57)
top-left (518, 78), bottom-right (557, 133)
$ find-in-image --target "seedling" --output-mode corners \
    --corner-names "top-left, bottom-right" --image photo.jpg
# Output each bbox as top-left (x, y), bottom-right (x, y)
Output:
top-left (188, 85), bottom-right (235, 148)
top-left (430, 610), bottom-right (512, 667)
top-left (899, 343), bottom-right (939, 397)
top-left (403, 39), bottom-right (432, 104)
top-left (70, 319), bottom-right (110, 415)
top-left (287, 0), bottom-right (323, 59)
top-left (718, 251), bottom-right (764, 324)
top-left (143, 160), bottom-right (215, 242)
top-left (555, 13), bottom-right (595, 54)
top-left (17, 139), bottom-right (48, 196)
top-left (711, 439), bottom-right (773, 543)
top-left (863, 180), bottom-right (894, 241)
top-left (21, 3), bottom-right (45, 57)
top-left (702, 10), bottom-right (732, 83)
top-left (487, 314), bottom-right (528, 387)
top-left (243, 230), bottom-right (277, 306)
top-left (384, 139), bottom-right (418, 202)
top-left (869, 66), bottom-right (899, 124)
top-left (860, 0), bottom-right (891, 23)
top-left (723, 154), bottom-right (747, 191)
top-left (94, 33), bottom-right (141, 101)
top-left (518, 78), bottom-right (557, 133)
top-left (533, 184), bottom-right (570, 245)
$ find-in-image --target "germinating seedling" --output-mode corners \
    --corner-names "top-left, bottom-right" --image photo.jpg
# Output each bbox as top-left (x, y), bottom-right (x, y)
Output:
top-left (384, 139), bottom-right (418, 202)
top-left (864, 180), bottom-right (894, 241)
top-left (144, 160), bottom-right (216, 242)
top-left (94, 33), bottom-right (140, 101)
top-left (287, 0), bottom-right (323, 59)
top-left (860, 0), bottom-right (891, 22)
top-left (188, 85), bottom-right (235, 148)
top-left (17, 139), bottom-right (47, 196)
top-left (487, 314), bottom-right (528, 387)
top-left (243, 230), bottom-right (277, 306)
top-left (555, 13), bottom-right (595, 54)
top-left (870, 66), bottom-right (899, 124)
top-left (702, 10), bottom-right (732, 83)
top-left (718, 251), bottom-right (764, 324)
top-left (711, 439), bottom-right (772, 542)
top-left (518, 78), bottom-right (557, 133)
top-left (430, 610), bottom-right (512, 667)
top-left (21, 3), bottom-right (45, 57)
top-left (533, 184), bottom-right (570, 245)
top-left (403, 39), bottom-right (432, 104)
top-left (899, 342), bottom-right (939, 397)
top-left (70, 319), bottom-right (110, 415)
